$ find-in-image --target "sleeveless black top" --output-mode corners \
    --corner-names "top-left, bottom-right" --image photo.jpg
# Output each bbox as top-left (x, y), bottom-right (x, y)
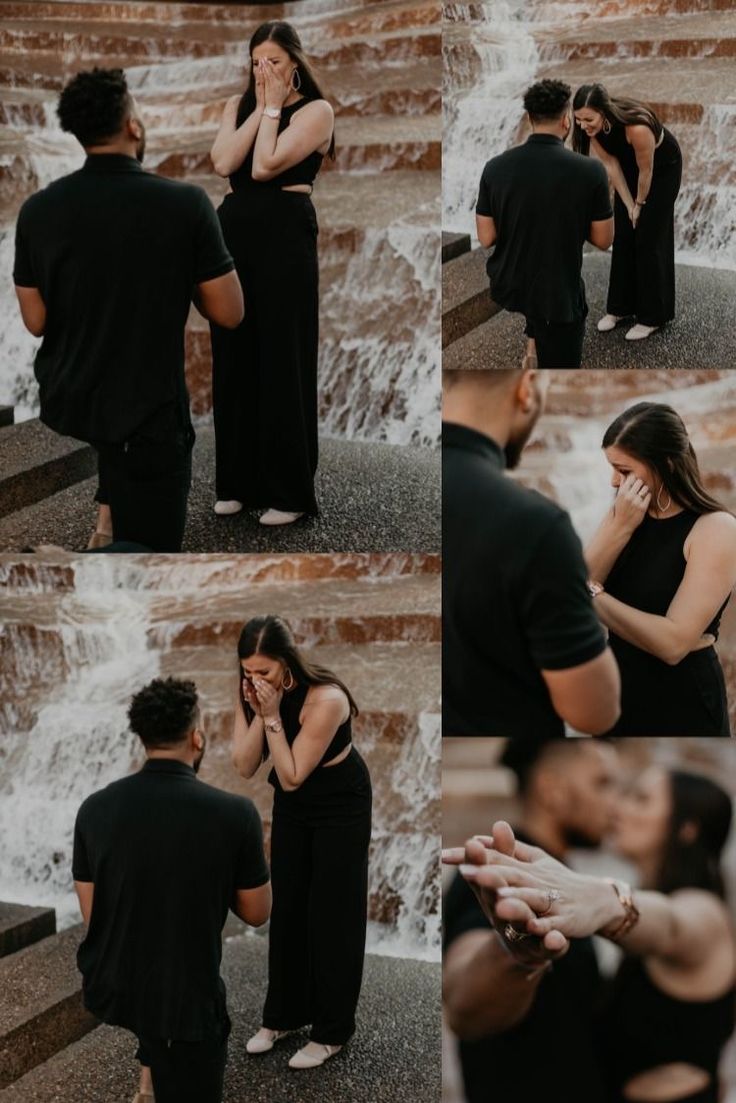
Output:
top-left (607, 510), bottom-right (727, 638)
top-left (598, 956), bottom-right (736, 1103)
top-left (267, 681), bottom-right (352, 792)
top-left (596, 121), bottom-right (681, 190)
top-left (229, 98), bottom-right (326, 192)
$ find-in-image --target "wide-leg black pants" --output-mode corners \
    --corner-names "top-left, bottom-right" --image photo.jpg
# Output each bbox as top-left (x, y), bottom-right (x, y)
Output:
top-left (263, 749), bottom-right (372, 1045)
top-left (210, 188), bottom-right (319, 513)
top-left (607, 152), bottom-right (682, 327)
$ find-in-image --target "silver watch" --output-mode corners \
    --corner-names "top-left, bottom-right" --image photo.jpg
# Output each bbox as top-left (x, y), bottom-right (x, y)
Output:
top-left (263, 107), bottom-right (281, 119)
top-left (264, 718), bottom-right (284, 734)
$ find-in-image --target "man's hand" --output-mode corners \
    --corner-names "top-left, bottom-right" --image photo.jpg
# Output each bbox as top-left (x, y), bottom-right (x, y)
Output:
top-left (442, 825), bottom-right (569, 967)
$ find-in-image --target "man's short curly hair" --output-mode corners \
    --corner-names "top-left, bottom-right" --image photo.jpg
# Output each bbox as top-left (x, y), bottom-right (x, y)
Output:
top-left (57, 67), bottom-right (132, 146)
top-left (523, 79), bottom-right (572, 124)
top-left (128, 677), bottom-right (199, 748)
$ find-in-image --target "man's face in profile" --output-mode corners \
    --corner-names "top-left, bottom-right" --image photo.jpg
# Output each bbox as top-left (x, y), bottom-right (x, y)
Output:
top-left (504, 371), bottom-right (550, 469)
top-left (129, 97), bottom-right (146, 163)
top-left (193, 730), bottom-right (207, 774)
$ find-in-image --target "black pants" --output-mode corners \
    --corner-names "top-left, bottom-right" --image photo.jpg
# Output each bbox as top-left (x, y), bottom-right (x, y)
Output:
top-left (263, 749), bottom-right (372, 1045)
top-left (525, 316), bottom-right (586, 368)
top-left (94, 405), bottom-right (194, 552)
top-left (136, 1035), bottom-right (227, 1103)
top-left (210, 188), bottom-right (319, 513)
top-left (607, 154), bottom-right (682, 326)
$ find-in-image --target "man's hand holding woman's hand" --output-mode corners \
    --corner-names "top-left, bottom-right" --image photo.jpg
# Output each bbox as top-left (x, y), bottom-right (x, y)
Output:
top-left (442, 824), bottom-right (569, 968)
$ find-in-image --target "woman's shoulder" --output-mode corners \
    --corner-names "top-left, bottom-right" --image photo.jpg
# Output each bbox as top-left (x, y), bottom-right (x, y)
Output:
top-left (304, 682), bottom-right (348, 707)
top-left (691, 510), bottom-right (736, 544)
top-left (292, 97), bottom-right (333, 121)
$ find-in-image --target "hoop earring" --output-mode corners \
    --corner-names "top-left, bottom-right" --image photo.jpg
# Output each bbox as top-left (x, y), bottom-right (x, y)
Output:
top-left (603, 118), bottom-right (612, 135)
top-left (656, 484), bottom-right (672, 513)
top-left (282, 668), bottom-right (296, 691)
top-left (291, 68), bottom-right (301, 92)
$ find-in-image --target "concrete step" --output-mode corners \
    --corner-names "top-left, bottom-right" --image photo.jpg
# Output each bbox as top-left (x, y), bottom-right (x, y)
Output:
top-left (0, 924), bottom-right (95, 1089)
top-left (0, 426), bottom-right (441, 553)
top-left (2, 935), bottom-right (441, 1102)
top-left (443, 249), bottom-right (736, 370)
top-left (539, 10), bottom-right (736, 61)
top-left (442, 231), bottom-right (470, 263)
top-left (0, 420), bottom-right (95, 521)
top-left (539, 58), bottom-right (736, 125)
top-left (0, 902), bottom-right (56, 960)
top-left (146, 114), bottom-right (441, 179)
top-left (441, 244), bottom-right (493, 348)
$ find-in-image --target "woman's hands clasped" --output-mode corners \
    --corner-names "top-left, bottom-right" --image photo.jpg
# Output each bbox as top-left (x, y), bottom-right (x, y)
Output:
top-left (243, 676), bottom-right (283, 721)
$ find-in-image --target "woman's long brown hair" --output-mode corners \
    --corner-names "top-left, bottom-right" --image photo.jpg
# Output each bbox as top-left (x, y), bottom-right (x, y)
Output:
top-left (572, 83), bottom-right (662, 156)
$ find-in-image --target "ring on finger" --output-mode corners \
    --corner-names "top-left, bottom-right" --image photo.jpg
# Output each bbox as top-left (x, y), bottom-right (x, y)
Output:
top-left (538, 889), bottom-right (561, 917)
top-left (503, 923), bottom-right (531, 943)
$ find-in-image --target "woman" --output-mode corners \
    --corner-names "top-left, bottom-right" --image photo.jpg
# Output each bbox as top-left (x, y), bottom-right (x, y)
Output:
top-left (209, 23), bottom-right (334, 526)
top-left (453, 768), bottom-right (736, 1103)
top-left (232, 616), bottom-right (371, 1068)
top-left (573, 84), bottom-right (682, 341)
top-left (585, 402), bottom-right (736, 736)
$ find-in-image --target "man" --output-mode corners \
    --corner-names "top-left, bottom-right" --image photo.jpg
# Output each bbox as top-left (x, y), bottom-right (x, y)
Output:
top-left (73, 677), bottom-right (271, 1103)
top-left (13, 68), bottom-right (244, 552)
top-left (443, 367), bottom-right (620, 737)
top-left (443, 738), bottom-right (619, 1103)
top-left (477, 79), bottom-right (614, 368)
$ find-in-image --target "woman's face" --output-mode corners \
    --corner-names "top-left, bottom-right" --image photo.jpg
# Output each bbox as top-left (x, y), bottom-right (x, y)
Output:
top-left (604, 444), bottom-right (659, 496)
top-left (611, 767), bottom-right (672, 864)
top-left (241, 652), bottom-right (285, 690)
top-left (574, 107), bottom-right (605, 137)
top-left (251, 41), bottom-right (296, 84)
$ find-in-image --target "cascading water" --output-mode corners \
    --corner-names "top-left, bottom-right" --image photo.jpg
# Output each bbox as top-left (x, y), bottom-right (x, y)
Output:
top-left (443, 0), bottom-right (736, 271)
top-left (0, 554), bottom-right (441, 961)
top-left (443, 0), bottom-right (538, 233)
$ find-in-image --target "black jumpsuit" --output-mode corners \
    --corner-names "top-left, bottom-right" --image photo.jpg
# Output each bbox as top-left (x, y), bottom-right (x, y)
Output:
top-left (596, 121), bottom-right (682, 327)
top-left (605, 509), bottom-right (730, 736)
top-left (210, 98), bottom-right (325, 513)
top-left (263, 683), bottom-right (372, 1045)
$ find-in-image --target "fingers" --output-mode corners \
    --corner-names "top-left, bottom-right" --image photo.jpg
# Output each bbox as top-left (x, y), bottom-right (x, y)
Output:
top-left (441, 847), bottom-right (467, 866)
top-left (493, 896), bottom-right (538, 927)
top-left (464, 836), bottom-right (492, 865)
top-left (459, 864), bottom-right (530, 890)
top-left (490, 821), bottom-right (516, 856)
top-left (543, 930), bottom-right (569, 957)
top-left (497, 886), bottom-right (557, 915)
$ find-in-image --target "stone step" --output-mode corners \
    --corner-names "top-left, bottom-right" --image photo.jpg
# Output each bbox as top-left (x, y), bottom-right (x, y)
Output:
top-left (539, 58), bottom-right (736, 124)
top-left (543, 368), bottom-right (732, 416)
top-left (443, 249), bottom-right (736, 370)
top-left (442, 231), bottom-right (470, 263)
top-left (0, 420), bottom-right (96, 520)
top-left (0, 902), bottom-right (56, 960)
top-left (161, 639), bottom-right (440, 733)
top-left (2, 936), bottom-right (441, 1102)
top-left (0, 428), bottom-right (441, 554)
top-left (539, 10), bottom-right (736, 61)
top-left (441, 243), bottom-right (493, 348)
top-left (0, 924), bottom-right (96, 1089)
top-left (146, 114), bottom-right (441, 179)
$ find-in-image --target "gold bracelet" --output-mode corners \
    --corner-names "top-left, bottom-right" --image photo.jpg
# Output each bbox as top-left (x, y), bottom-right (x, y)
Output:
top-left (601, 879), bottom-right (640, 942)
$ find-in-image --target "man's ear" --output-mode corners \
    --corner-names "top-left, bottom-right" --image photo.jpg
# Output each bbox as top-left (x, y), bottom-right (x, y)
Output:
top-left (191, 727), bottom-right (204, 753)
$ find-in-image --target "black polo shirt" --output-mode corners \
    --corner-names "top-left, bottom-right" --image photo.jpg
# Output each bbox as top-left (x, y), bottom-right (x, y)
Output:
top-left (444, 848), bottom-right (606, 1103)
top-left (13, 154), bottom-right (234, 445)
top-left (443, 422), bottom-right (607, 738)
top-left (476, 135), bottom-right (612, 324)
top-left (72, 759), bottom-right (269, 1042)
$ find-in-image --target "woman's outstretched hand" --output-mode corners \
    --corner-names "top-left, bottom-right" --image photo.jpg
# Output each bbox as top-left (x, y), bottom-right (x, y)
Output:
top-left (612, 472), bottom-right (652, 534)
top-left (442, 826), bottom-right (569, 967)
top-left (449, 822), bottom-right (621, 942)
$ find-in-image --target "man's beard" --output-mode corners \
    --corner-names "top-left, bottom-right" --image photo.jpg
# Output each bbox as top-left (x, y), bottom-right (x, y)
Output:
top-left (504, 419), bottom-right (537, 470)
top-left (193, 733), bottom-right (207, 774)
top-left (136, 127), bottom-right (146, 164)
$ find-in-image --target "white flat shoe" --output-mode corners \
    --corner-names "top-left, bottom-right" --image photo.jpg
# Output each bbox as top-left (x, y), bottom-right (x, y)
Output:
top-left (214, 499), bottom-right (243, 516)
top-left (288, 1042), bottom-right (343, 1069)
top-left (597, 314), bottom-right (622, 332)
top-left (259, 509), bottom-right (305, 527)
top-left (246, 1027), bottom-right (293, 1055)
top-left (625, 323), bottom-right (659, 341)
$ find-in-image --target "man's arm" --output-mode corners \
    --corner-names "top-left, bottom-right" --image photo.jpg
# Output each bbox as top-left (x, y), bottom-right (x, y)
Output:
top-left (15, 286), bottom-right (46, 337)
top-left (542, 649), bottom-right (621, 734)
top-left (232, 882), bottom-right (272, 927)
top-left (476, 213), bottom-right (497, 248)
top-left (74, 881), bottom-right (94, 925)
top-left (193, 271), bottom-right (244, 329)
top-left (588, 217), bottom-right (614, 251)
